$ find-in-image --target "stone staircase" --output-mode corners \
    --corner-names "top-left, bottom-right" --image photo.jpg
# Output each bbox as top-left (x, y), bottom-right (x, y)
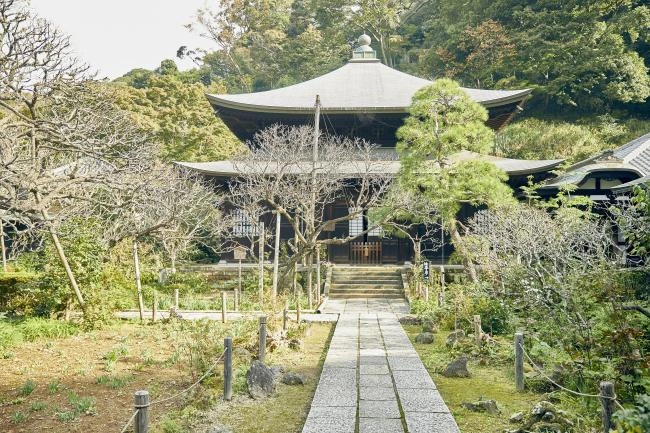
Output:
top-left (328, 266), bottom-right (404, 299)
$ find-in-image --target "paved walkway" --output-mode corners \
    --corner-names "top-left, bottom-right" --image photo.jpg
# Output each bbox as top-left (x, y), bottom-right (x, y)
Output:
top-left (303, 300), bottom-right (460, 433)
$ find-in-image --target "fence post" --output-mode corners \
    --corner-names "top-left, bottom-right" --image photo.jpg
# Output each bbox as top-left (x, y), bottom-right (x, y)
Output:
top-left (283, 299), bottom-right (289, 333)
top-left (152, 292), bottom-right (157, 322)
top-left (514, 331), bottom-right (524, 392)
top-left (234, 286), bottom-right (239, 312)
top-left (174, 289), bottom-right (179, 310)
top-left (424, 283), bottom-right (429, 302)
top-left (221, 291), bottom-right (227, 323)
top-left (134, 390), bottom-right (149, 433)
top-left (600, 381), bottom-right (615, 433)
top-left (224, 337), bottom-right (233, 401)
top-left (473, 315), bottom-right (482, 346)
top-left (258, 315), bottom-right (267, 363)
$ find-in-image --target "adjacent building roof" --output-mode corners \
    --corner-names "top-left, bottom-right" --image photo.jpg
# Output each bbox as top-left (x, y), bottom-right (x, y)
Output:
top-left (176, 152), bottom-right (563, 177)
top-left (541, 131), bottom-right (650, 190)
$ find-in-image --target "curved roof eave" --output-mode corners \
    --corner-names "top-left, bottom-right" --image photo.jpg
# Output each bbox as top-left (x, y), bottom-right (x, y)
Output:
top-left (206, 89), bottom-right (532, 114)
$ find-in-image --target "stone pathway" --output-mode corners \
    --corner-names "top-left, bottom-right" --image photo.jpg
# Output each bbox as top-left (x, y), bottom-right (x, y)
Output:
top-left (303, 303), bottom-right (460, 433)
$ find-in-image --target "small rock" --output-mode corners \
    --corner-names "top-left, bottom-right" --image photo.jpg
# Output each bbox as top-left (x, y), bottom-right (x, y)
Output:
top-left (461, 399), bottom-right (500, 415)
top-left (288, 338), bottom-right (303, 350)
top-left (234, 347), bottom-right (253, 360)
top-left (442, 356), bottom-right (471, 378)
top-left (399, 315), bottom-right (421, 325)
top-left (270, 365), bottom-right (285, 383)
top-left (246, 360), bottom-right (276, 399)
top-left (445, 329), bottom-right (466, 347)
top-left (414, 332), bottom-right (435, 344)
top-left (281, 372), bottom-right (305, 385)
top-left (509, 412), bottom-right (524, 423)
top-left (207, 426), bottom-right (233, 433)
top-left (422, 318), bottom-right (436, 333)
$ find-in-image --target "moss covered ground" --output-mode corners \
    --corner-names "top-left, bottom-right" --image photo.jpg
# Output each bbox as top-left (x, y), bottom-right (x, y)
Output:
top-left (405, 325), bottom-right (540, 433)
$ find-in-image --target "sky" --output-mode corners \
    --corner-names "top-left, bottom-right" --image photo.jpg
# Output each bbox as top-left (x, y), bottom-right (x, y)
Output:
top-left (29, 0), bottom-right (215, 79)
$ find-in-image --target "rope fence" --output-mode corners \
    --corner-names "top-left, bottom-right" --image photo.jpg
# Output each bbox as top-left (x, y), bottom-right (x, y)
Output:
top-left (118, 340), bottom-right (233, 433)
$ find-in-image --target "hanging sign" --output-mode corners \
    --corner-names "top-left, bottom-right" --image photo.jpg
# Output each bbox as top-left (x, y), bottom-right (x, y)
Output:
top-left (423, 261), bottom-right (430, 281)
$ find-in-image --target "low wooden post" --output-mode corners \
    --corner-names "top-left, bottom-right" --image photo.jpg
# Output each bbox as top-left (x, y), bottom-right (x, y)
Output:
top-left (237, 258), bottom-right (242, 311)
top-left (221, 291), bottom-right (227, 324)
top-left (514, 332), bottom-right (524, 392)
top-left (439, 266), bottom-right (446, 306)
top-left (234, 287), bottom-right (239, 312)
top-left (600, 381), bottom-right (615, 433)
top-left (134, 390), bottom-right (149, 433)
top-left (152, 292), bottom-right (158, 322)
top-left (258, 316), bottom-right (267, 362)
top-left (283, 300), bottom-right (289, 333)
top-left (424, 283), bottom-right (429, 302)
top-left (173, 289), bottom-right (179, 310)
top-left (473, 315), bottom-right (482, 346)
top-left (224, 337), bottom-right (233, 401)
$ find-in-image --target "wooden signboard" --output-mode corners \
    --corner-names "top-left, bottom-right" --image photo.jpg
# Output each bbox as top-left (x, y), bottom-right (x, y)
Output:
top-left (233, 246), bottom-right (247, 261)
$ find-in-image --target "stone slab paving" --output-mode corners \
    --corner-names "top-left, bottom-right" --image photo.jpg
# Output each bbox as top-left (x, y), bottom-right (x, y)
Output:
top-left (302, 301), bottom-right (460, 433)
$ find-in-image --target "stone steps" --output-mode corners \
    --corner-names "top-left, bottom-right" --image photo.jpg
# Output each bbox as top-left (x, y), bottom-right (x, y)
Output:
top-left (328, 266), bottom-right (404, 300)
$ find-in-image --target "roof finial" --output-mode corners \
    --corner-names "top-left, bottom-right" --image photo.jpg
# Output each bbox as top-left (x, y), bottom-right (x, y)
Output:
top-left (352, 34), bottom-right (377, 61)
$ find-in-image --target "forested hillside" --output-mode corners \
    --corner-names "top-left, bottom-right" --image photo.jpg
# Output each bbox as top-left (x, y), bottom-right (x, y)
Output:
top-left (115, 0), bottom-right (650, 163)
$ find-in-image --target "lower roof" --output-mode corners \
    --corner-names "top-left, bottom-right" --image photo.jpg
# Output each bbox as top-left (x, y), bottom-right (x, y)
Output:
top-left (176, 151), bottom-right (562, 178)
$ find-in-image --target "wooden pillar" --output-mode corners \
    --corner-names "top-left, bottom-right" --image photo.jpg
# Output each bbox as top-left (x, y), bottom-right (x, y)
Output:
top-left (473, 315), bottom-right (482, 346)
top-left (0, 220), bottom-right (7, 273)
top-left (151, 292), bottom-right (157, 322)
top-left (316, 248), bottom-right (321, 304)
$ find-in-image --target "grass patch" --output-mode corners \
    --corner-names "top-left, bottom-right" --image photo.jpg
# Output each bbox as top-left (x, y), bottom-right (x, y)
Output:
top-left (405, 326), bottom-right (540, 433)
top-left (10, 410), bottom-right (26, 423)
top-left (30, 401), bottom-right (47, 411)
top-left (20, 379), bottom-right (36, 396)
top-left (96, 373), bottom-right (135, 389)
top-left (0, 317), bottom-right (79, 350)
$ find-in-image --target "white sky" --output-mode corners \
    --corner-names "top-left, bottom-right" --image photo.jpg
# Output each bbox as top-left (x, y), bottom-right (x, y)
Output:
top-left (29, 0), bottom-right (215, 79)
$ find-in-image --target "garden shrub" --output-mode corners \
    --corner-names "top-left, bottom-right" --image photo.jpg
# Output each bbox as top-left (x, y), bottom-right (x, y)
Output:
top-left (614, 394), bottom-right (650, 433)
top-left (469, 296), bottom-right (512, 335)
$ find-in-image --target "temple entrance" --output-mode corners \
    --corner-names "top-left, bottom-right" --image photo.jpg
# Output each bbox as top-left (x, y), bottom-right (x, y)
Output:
top-left (350, 241), bottom-right (382, 264)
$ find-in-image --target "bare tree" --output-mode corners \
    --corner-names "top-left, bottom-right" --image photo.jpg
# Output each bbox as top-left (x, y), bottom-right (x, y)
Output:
top-left (0, 1), bottom-right (156, 314)
top-left (230, 125), bottom-right (394, 307)
top-left (94, 165), bottom-right (229, 319)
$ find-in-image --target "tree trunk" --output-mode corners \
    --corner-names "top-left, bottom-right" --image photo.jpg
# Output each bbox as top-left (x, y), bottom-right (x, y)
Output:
top-left (48, 224), bottom-right (86, 313)
top-left (447, 219), bottom-right (478, 283)
top-left (307, 252), bottom-right (313, 310)
top-left (133, 240), bottom-right (145, 321)
top-left (272, 212), bottom-right (281, 306)
top-left (0, 220), bottom-right (7, 273)
top-left (258, 221), bottom-right (265, 307)
top-left (315, 247), bottom-right (321, 305)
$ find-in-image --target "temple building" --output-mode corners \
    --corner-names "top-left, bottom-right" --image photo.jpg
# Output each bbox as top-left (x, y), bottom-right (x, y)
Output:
top-left (178, 35), bottom-right (646, 265)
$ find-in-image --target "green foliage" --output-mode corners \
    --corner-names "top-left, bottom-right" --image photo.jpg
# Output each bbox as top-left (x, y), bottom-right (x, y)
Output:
top-left (614, 394), bottom-right (650, 433)
top-left (114, 62), bottom-right (244, 162)
top-left (470, 297), bottom-right (512, 335)
top-left (623, 185), bottom-right (650, 257)
top-left (29, 401), bottom-right (47, 412)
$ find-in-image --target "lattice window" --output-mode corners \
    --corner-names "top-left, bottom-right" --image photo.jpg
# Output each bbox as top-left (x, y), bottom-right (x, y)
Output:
top-left (233, 209), bottom-right (255, 237)
top-left (349, 209), bottom-right (364, 238)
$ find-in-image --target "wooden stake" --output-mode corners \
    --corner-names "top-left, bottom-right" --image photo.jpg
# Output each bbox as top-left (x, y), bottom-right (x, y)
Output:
top-left (514, 332), bottom-right (524, 392)
top-left (0, 220), bottom-right (7, 273)
top-left (283, 299), bottom-right (289, 333)
top-left (221, 291), bottom-right (227, 323)
top-left (173, 288), bottom-right (179, 310)
top-left (224, 337), bottom-right (233, 401)
top-left (258, 316), bottom-right (267, 362)
top-left (473, 315), bottom-right (482, 346)
top-left (600, 381), bottom-right (615, 433)
top-left (134, 390), bottom-right (149, 433)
